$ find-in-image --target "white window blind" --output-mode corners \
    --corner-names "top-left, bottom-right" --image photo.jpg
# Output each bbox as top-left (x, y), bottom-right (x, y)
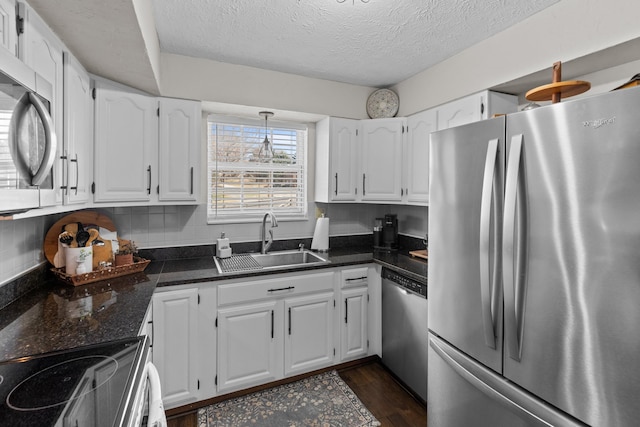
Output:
top-left (207, 116), bottom-right (307, 222)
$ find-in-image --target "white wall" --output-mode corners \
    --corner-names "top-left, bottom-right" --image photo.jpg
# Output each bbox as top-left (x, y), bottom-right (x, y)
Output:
top-left (159, 53), bottom-right (374, 119)
top-left (393, 0), bottom-right (640, 116)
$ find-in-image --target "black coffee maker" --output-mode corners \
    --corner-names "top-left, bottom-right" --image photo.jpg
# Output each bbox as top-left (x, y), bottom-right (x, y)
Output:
top-left (374, 214), bottom-right (398, 251)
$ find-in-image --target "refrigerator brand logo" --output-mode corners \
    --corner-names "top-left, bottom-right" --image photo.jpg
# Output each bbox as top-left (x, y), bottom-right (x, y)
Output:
top-left (583, 117), bottom-right (616, 128)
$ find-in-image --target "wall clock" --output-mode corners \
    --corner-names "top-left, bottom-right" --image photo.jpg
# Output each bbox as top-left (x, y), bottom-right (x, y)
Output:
top-left (366, 89), bottom-right (399, 119)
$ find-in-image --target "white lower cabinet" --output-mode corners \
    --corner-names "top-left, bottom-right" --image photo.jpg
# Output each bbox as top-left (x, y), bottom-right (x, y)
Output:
top-left (216, 271), bottom-right (336, 394)
top-left (152, 265), bottom-right (379, 406)
top-left (284, 292), bottom-right (334, 376)
top-left (340, 286), bottom-right (368, 360)
top-left (217, 300), bottom-right (280, 393)
top-left (339, 267), bottom-right (371, 361)
top-left (152, 288), bottom-right (199, 407)
top-left (152, 284), bottom-right (217, 409)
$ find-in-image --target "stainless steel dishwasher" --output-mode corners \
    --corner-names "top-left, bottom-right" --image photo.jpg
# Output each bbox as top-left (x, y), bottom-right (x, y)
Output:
top-left (381, 267), bottom-right (428, 403)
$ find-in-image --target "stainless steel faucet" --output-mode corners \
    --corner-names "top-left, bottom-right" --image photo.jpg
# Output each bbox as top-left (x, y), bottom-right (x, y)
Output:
top-left (261, 212), bottom-right (278, 254)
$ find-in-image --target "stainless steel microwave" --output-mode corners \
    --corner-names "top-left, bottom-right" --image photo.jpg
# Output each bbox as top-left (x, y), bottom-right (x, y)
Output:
top-left (0, 48), bottom-right (57, 216)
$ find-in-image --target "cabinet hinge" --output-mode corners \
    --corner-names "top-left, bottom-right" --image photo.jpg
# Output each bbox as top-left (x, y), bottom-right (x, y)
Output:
top-left (91, 182), bottom-right (95, 194)
top-left (16, 15), bottom-right (24, 35)
top-left (92, 88), bottom-right (96, 100)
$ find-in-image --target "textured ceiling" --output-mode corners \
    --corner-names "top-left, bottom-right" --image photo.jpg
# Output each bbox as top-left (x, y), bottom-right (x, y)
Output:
top-left (153, 0), bottom-right (560, 87)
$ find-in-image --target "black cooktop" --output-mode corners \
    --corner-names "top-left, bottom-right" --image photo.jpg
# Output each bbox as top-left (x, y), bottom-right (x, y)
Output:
top-left (0, 337), bottom-right (146, 427)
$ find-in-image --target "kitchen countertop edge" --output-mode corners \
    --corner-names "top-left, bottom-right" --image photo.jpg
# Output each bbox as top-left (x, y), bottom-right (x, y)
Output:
top-left (0, 248), bottom-right (426, 362)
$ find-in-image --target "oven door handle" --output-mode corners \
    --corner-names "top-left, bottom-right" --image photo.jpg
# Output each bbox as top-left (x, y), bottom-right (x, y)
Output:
top-left (146, 362), bottom-right (167, 427)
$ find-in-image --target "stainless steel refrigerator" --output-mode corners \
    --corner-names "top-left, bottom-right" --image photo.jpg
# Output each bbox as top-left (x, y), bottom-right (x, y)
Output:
top-left (428, 86), bottom-right (640, 427)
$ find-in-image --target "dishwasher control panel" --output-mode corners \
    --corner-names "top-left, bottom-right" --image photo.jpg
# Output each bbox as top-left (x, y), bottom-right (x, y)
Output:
top-left (382, 268), bottom-right (427, 298)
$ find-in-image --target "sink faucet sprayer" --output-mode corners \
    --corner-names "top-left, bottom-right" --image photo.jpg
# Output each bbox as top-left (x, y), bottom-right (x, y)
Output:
top-left (261, 212), bottom-right (278, 254)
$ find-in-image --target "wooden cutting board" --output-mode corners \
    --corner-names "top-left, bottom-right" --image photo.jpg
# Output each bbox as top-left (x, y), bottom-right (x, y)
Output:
top-left (409, 249), bottom-right (428, 260)
top-left (43, 211), bottom-right (116, 265)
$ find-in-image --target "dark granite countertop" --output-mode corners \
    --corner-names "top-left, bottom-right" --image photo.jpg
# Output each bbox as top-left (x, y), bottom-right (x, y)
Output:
top-left (0, 246), bottom-right (426, 362)
top-left (0, 270), bottom-right (158, 362)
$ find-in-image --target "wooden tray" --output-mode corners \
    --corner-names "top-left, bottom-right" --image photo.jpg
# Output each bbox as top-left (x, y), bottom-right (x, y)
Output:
top-left (51, 257), bottom-right (150, 287)
top-left (44, 210), bottom-right (116, 265)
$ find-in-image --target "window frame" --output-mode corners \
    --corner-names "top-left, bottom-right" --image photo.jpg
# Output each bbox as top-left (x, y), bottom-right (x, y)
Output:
top-left (206, 114), bottom-right (308, 224)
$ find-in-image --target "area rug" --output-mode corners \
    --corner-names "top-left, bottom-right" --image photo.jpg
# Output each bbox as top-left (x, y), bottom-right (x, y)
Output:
top-left (197, 370), bottom-right (381, 427)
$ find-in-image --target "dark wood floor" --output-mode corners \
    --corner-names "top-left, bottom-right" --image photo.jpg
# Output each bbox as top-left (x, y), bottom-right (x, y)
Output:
top-left (166, 360), bottom-right (427, 427)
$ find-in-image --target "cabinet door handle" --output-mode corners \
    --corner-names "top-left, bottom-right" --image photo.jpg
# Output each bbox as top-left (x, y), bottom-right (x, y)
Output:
top-left (362, 174), bottom-right (366, 196)
top-left (345, 299), bottom-right (348, 324)
top-left (70, 155), bottom-right (79, 195)
top-left (334, 173), bottom-right (338, 196)
top-left (190, 167), bottom-right (194, 195)
top-left (288, 307), bottom-right (292, 335)
top-left (267, 286), bottom-right (295, 293)
top-left (346, 276), bottom-right (367, 283)
top-left (271, 310), bottom-right (274, 339)
top-left (147, 165), bottom-right (152, 195)
top-left (60, 152), bottom-right (68, 194)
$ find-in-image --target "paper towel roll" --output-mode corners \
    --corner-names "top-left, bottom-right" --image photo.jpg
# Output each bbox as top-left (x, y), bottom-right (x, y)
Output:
top-left (311, 217), bottom-right (330, 252)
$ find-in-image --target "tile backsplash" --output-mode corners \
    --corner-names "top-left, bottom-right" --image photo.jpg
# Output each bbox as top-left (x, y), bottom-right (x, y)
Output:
top-left (0, 216), bottom-right (48, 285)
top-left (0, 203), bottom-right (427, 287)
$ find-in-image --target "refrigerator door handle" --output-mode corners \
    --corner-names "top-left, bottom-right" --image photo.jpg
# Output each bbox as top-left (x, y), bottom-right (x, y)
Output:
top-left (503, 134), bottom-right (527, 362)
top-left (479, 138), bottom-right (500, 349)
top-left (429, 335), bottom-right (588, 427)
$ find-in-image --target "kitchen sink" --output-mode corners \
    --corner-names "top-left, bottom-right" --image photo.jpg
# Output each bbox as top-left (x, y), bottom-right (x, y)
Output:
top-left (214, 250), bottom-right (329, 274)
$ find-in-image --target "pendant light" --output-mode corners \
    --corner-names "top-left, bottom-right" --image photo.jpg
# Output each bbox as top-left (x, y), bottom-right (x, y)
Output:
top-left (258, 111), bottom-right (274, 161)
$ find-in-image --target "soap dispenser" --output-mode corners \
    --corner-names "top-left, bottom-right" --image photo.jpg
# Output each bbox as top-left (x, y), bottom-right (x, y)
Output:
top-left (216, 232), bottom-right (232, 258)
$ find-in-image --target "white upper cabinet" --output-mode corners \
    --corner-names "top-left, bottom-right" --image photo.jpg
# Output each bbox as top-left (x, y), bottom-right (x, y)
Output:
top-left (158, 97), bottom-right (201, 202)
top-left (93, 79), bottom-right (201, 205)
top-left (93, 80), bottom-right (158, 203)
top-left (17, 1), bottom-right (64, 206)
top-left (360, 118), bottom-right (404, 202)
top-left (63, 52), bottom-right (93, 205)
top-left (315, 117), bottom-right (360, 202)
top-left (0, 0), bottom-right (17, 55)
top-left (437, 90), bottom-right (518, 130)
top-left (404, 108), bottom-right (437, 205)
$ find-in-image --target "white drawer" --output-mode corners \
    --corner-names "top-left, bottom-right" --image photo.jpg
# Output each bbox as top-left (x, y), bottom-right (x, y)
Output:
top-left (218, 271), bottom-right (335, 306)
top-left (341, 267), bottom-right (369, 288)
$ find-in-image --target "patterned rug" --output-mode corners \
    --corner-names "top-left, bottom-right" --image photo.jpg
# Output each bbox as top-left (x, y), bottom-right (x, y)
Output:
top-left (197, 370), bottom-right (381, 427)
